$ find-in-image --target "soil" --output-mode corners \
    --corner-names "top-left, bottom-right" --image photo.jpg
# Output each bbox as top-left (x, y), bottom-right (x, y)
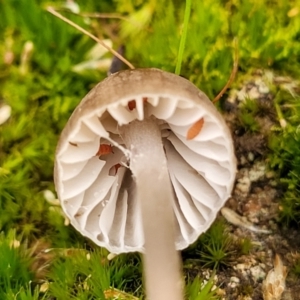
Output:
top-left (191, 70), bottom-right (300, 300)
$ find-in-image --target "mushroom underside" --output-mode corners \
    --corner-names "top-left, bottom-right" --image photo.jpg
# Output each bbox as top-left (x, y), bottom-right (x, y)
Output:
top-left (55, 95), bottom-right (236, 253)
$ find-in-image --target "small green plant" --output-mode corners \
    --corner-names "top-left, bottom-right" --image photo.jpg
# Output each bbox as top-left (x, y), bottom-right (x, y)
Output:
top-left (240, 97), bottom-right (260, 114)
top-left (268, 85), bottom-right (300, 225)
top-left (185, 272), bottom-right (220, 300)
top-left (238, 98), bottom-right (261, 132)
top-left (277, 188), bottom-right (300, 225)
top-left (109, 253), bottom-right (143, 295)
top-left (0, 230), bottom-right (34, 298)
top-left (237, 237), bottom-right (254, 255)
top-left (8, 285), bottom-right (46, 300)
top-left (291, 262), bottom-right (300, 278)
top-left (193, 220), bottom-right (235, 269)
top-left (47, 249), bottom-right (143, 299)
top-left (237, 283), bottom-right (254, 297)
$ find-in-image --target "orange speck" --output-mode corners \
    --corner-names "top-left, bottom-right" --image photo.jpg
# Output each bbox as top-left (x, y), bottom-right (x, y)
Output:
top-left (108, 163), bottom-right (123, 176)
top-left (114, 163), bottom-right (122, 173)
top-left (128, 97), bottom-right (148, 111)
top-left (128, 100), bottom-right (136, 110)
top-left (186, 118), bottom-right (204, 140)
top-left (96, 144), bottom-right (114, 156)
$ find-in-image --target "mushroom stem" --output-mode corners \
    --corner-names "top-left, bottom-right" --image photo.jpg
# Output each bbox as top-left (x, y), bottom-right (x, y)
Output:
top-left (123, 117), bottom-right (183, 300)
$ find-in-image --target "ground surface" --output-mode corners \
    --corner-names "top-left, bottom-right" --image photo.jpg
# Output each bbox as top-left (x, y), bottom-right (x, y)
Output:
top-left (196, 70), bottom-right (300, 300)
top-left (1, 1), bottom-right (300, 299)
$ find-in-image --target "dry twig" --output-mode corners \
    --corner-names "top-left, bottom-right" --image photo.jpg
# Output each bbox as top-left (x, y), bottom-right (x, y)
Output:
top-left (47, 7), bottom-right (135, 70)
top-left (213, 38), bottom-right (239, 103)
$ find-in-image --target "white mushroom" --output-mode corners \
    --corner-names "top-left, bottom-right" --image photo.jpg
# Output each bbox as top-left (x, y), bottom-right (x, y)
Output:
top-left (54, 68), bottom-right (236, 299)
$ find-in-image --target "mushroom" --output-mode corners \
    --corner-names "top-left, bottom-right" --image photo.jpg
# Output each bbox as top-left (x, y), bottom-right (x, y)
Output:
top-left (54, 68), bottom-right (236, 299)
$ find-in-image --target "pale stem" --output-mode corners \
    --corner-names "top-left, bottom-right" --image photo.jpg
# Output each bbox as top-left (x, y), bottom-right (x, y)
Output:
top-left (123, 117), bottom-right (183, 300)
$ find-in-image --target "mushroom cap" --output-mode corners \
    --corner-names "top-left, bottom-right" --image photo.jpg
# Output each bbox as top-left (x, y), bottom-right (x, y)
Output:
top-left (54, 68), bottom-right (236, 254)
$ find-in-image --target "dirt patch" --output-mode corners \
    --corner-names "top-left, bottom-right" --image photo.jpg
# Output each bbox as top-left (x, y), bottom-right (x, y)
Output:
top-left (192, 70), bottom-right (300, 299)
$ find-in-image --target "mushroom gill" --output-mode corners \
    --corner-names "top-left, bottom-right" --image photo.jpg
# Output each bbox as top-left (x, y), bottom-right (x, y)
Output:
top-left (54, 68), bottom-right (236, 254)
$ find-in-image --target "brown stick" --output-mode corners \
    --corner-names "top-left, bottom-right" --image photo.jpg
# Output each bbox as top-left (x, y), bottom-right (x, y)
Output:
top-left (46, 7), bottom-right (135, 70)
top-left (213, 38), bottom-right (239, 104)
top-left (55, 9), bottom-right (137, 23)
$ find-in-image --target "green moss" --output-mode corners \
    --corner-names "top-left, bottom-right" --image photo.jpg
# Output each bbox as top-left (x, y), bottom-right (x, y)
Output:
top-left (237, 237), bottom-right (253, 255)
top-left (47, 249), bottom-right (142, 299)
top-left (268, 87), bottom-right (300, 225)
top-left (184, 220), bottom-right (235, 270)
top-left (237, 283), bottom-right (254, 296)
top-left (185, 271), bottom-right (220, 300)
top-left (116, 0), bottom-right (300, 98)
top-left (291, 257), bottom-right (300, 278)
top-left (0, 230), bottom-right (34, 297)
